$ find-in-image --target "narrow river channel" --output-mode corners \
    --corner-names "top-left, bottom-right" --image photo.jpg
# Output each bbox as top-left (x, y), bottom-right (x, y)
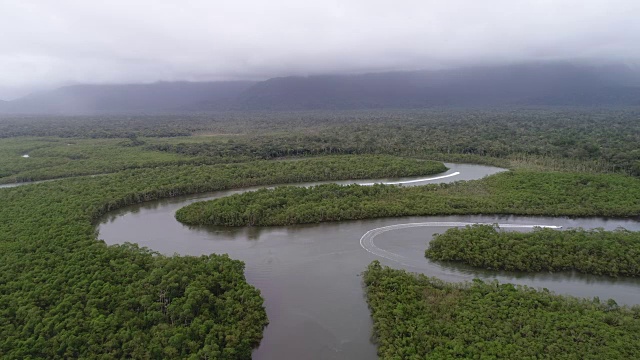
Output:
top-left (96, 163), bottom-right (640, 359)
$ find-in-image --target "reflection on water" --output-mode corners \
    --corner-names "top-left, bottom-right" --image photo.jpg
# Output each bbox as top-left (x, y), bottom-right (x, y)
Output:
top-left (97, 163), bottom-right (640, 360)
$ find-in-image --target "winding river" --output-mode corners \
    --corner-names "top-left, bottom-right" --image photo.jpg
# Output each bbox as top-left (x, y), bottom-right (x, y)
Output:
top-left (95, 163), bottom-right (640, 360)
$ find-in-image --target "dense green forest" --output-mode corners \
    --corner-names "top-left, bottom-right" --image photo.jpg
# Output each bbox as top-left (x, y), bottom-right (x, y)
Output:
top-left (0, 131), bottom-right (451, 184)
top-left (363, 261), bottom-right (640, 360)
top-left (147, 109), bottom-right (640, 175)
top-left (2, 109), bottom-right (640, 359)
top-left (2, 108), bottom-right (639, 181)
top-left (176, 171), bottom-right (640, 226)
top-left (0, 137), bottom-right (206, 183)
top-left (0, 155), bottom-right (437, 358)
top-left (426, 225), bottom-right (640, 277)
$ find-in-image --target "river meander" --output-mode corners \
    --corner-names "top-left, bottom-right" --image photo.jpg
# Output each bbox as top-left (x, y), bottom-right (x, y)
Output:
top-left (96, 163), bottom-right (640, 359)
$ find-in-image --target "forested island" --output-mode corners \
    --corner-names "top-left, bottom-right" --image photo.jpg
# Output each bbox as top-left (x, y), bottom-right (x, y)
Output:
top-left (426, 225), bottom-right (640, 277)
top-left (175, 171), bottom-right (640, 226)
top-left (1, 108), bottom-right (640, 359)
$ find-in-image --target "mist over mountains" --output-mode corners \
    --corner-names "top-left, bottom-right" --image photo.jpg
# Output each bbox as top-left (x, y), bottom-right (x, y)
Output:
top-left (1, 63), bottom-right (639, 114)
top-left (0, 81), bottom-right (255, 114)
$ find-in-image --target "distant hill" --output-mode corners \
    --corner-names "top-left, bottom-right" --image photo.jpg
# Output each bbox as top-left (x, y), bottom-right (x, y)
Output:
top-left (231, 63), bottom-right (640, 110)
top-left (0, 81), bottom-right (255, 114)
top-left (1, 63), bottom-right (639, 114)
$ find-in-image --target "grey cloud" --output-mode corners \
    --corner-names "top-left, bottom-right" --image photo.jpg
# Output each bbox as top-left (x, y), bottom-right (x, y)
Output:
top-left (0, 0), bottom-right (639, 99)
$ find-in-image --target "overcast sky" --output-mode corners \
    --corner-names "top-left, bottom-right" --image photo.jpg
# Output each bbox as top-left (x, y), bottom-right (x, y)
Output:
top-left (0, 0), bottom-right (639, 99)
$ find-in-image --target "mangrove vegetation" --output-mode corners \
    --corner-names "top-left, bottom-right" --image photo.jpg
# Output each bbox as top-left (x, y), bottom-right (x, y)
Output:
top-left (2, 108), bottom-right (640, 359)
top-left (363, 261), bottom-right (640, 360)
top-left (426, 225), bottom-right (640, 277)
top-left (176, 171), bottom-right (640, 226)
top-left (2, 108), bottom-right (640, 182)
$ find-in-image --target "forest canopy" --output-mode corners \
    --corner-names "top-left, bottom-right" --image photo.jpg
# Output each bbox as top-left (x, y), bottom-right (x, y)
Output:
top-left (363, 261), bottom-right (640, 360)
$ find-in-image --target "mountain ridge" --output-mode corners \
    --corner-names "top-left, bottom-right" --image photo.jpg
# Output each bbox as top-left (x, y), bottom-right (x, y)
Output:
top-left (1, 63), bottom-right (639, 114)
top-left (0, 81), bottom-right (255, 114)
top-left (231, 63), bottom-right (640, 110)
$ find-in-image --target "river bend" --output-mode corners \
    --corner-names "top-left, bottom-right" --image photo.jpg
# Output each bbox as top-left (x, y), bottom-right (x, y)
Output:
top-left (97, 163), bottom-right (640, 360)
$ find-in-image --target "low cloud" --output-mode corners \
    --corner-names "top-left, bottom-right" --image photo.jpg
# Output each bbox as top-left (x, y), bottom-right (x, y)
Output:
top-left (1, 0), bottom-right (639, 98)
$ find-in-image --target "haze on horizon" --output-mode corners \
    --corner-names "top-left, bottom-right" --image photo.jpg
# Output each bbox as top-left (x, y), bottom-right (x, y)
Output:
top-left (1, 0), bottom-right (639, 99)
